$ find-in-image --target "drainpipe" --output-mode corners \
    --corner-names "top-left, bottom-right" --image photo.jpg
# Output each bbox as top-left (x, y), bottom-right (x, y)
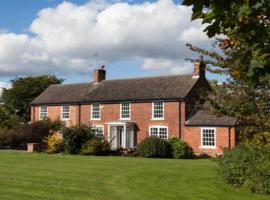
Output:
top-left (78, 105), bottom-right (81, 125)
top-left (228, 127), bottom-right (231, 149)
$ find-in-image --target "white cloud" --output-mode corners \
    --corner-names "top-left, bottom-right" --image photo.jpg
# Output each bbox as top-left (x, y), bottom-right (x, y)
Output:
top-left (0, 0), bottom-right (209, 77)
top-left (142, 58), bottom-right (194, 75)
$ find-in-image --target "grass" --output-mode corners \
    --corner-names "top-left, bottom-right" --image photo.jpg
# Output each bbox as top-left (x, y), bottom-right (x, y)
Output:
top-left (0, 151), bottom-right (269, 200)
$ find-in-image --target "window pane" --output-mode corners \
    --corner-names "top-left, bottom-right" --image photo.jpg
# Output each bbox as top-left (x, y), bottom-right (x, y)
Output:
top-left (93, 126), bottom-right (104, 138)
top-left (202, 129), bottom-right (215, 147)
top-left (121, 103), bottom-right (130, 119)
top-left (153, 101), bottom-right (164, 119)
top-left (40, 106), bottom-right (47, 119)
top-left (92, 104), bottom-right (100, 119)
top-left (149, 126), bottom-right (168, 140)
top-left (62, 106), bottom-right (70, 119)
top-left (159, 128), bottom-right (168, 140)
top-left (150, 128), bottom-right (158, 137)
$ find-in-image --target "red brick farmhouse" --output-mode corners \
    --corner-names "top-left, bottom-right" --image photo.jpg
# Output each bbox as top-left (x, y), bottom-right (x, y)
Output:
top-left (30, 61), bottom-right (237, 156)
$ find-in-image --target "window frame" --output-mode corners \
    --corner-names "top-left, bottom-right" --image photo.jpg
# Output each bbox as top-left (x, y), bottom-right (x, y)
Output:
top-left (91, 104), bottom-right (101, 120)
top-left (39, 106), bottom-right (48, 120)
top-left (148, 125), bottom-right (168, 140)
top-left (92, 125), bottom-right (104, 138)
top-left (152, 101), bottom-right (164, 120)
top-left (61, 105), bottom-right (70, 120)
top-left (200, 127), bottom-right (216, 149)
top-left (120, 102), bottom-right (131, 120)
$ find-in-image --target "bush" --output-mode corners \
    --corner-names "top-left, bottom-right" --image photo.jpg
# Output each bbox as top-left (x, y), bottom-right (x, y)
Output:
top-left (0, 118), bottom-right (63, 149)
top-left (0, 128), bottom-right (25, 148)
top-left (169, 138), bottom-right (194, 159)
top-left (44, 132), bottom-right (63, 153)
top-left (62, 125), bottom-right (95, 154)
top-left (81, 139), bottom-right (110, 156)
top-left (20, 119), bottom-right (63, 144)
top-left (137, 136), bottom-right (172, 158)
top-left (219, 144), bottom-right (270, 194)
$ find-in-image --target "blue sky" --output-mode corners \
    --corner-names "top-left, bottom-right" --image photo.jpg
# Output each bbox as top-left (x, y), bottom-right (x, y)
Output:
top-left (0, 0), bottom-right (221, 86)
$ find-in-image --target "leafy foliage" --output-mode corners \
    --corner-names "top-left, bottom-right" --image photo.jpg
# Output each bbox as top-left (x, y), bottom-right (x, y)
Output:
top-left (219, 144), bottom-right (270, 194)
top-left (81, 139), bottom-right (110, 156)
top-left (137, 136), bottom-right (172, 158)
top-left (182, 0), bottom-right (270, 85)
top-left (0, 106), bottom-right (20, 129)
top-left (0, 119), bottom-right (63, 148)
top-left (207, 81), bottom-right (270, 141)
top-left (169, 138), bottom-right (194, 159)
top-left (20, 119), bottom-right (63, 144)
top-left (62, 125), bottom-right (95, 154)
top-left (1, 76), bottom-right (63, 121)
top-left (44, 132), bottom-right (63, 153)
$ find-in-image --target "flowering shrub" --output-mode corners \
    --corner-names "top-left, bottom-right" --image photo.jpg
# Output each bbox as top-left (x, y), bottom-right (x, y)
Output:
top-left (45, 132), bottom-right (63, 153)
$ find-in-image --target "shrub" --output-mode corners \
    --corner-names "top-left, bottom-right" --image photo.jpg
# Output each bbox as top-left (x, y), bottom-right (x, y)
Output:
top-left (169, 138), bottom-right (194, 159)
top-left (20, 119), bottom-right (63, 144)
top-left (0, 128), bottom-right (25, 148)
top-left (137, 136), bottom-right (172, 158)
top-left (44, 132), bottom-right (63, 153)
top-left (219, 144), bottom-right (270, 194)
top-left (81, 139), bottom-right (110, 155)
top-left (62, 125), bottom-right (95, 154)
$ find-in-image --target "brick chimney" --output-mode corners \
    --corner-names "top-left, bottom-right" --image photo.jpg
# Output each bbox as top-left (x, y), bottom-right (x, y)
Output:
top-left (193, 56), bottom-right (206, 79)
top-left (93, 65), bottom-right (106, 82)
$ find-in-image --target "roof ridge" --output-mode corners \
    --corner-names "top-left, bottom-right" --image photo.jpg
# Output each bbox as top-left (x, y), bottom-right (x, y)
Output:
top-left (103, 74), bottom-right (193, 82)
top-left (49, 74), bottom-right (193, 87)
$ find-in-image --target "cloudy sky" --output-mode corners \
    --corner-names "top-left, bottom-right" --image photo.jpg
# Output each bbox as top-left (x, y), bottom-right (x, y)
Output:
top-left (0, 0), bottom-right (218, 91)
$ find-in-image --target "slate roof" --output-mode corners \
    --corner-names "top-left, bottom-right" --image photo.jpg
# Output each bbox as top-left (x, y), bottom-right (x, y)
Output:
top-left (31, 75), bottom-right (198, 105)
top-left (186, 109), bottom-right (237, 126)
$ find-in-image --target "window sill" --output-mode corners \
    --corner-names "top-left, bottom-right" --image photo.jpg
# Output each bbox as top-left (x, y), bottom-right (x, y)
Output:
top-left (90, 118), bottom-right (101, 121)
top-left (151, 118), bottom-right (165, 121)
top-left (61, 118), bottom-right (70, 121)
top-left (199, 146), bottom-right (217, 149)
top-left (119, 118), bottom-right (131, 121)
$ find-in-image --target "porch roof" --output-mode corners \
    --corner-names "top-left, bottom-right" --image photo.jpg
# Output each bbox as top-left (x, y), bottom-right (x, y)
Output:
top-left (106, 120), bottom-right (136, 126)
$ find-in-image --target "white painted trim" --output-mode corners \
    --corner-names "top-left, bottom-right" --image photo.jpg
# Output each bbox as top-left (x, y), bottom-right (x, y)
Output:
top-left (91, 124), bottom-right (104, 136)
top-left (148, 125), bottom-right (168, 140)
top-left (152, 101), bottom-right (165, 120)
top-left (61, 105), bottom-right (70, 120)
top-left (200, 127), bottom-right (217, 148)
top-left (90, 104), bottom-right (101, 120)
top-left (119, 102), bottom-right (131, 120)
top-left (39, 106), bottom-right (48, 120)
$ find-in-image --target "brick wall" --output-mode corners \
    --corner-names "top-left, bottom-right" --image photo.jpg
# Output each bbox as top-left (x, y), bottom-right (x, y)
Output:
top-left (31, 100), bottom-right (236, 156)
top-left (184, 126), bottom-right (236, 156)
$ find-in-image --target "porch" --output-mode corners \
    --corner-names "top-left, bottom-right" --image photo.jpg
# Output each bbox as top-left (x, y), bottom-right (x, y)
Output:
top-left (107, 121), bottom-right (136, 150)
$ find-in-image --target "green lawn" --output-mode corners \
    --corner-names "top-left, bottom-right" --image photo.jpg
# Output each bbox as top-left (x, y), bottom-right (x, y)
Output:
top-left (0, 151), bottom-right (269, 200)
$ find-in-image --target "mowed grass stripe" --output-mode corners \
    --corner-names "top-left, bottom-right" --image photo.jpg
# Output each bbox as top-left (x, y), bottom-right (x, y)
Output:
top-left (0, 151), bottom-right (269, 200)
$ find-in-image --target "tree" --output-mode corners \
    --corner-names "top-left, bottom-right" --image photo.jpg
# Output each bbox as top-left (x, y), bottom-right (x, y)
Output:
top-left (2, 76), bottom-right (63, 122)
top-left (182, 0), bottom-right (270, 85)
top-left (186, 42), bottom-right (270, 141)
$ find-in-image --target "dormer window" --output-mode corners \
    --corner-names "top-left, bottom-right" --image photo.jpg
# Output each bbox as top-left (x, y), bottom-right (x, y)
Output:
top-left (152, 101), bottom-right (164, 119)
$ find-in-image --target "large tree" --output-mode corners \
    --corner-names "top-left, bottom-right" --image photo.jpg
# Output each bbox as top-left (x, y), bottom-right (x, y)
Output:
top-left (182, 0), bottom-right (270, 141)
top-left (183, 0), bottom-right (270, 85)
top-left (2, 76), bottom-right (63, 122)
